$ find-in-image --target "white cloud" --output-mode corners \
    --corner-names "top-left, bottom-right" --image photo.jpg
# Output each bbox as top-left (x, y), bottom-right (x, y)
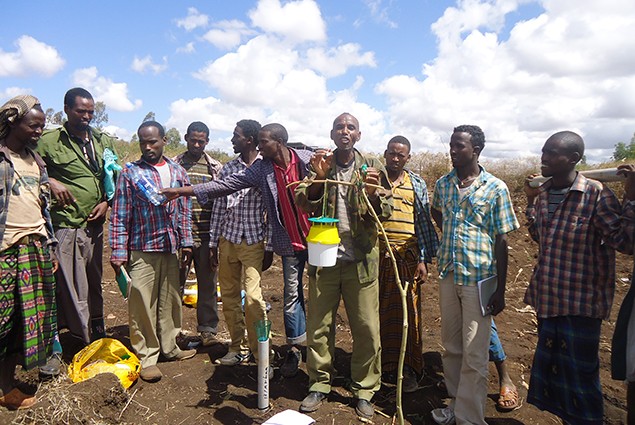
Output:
top-left (376, 0), bottom-right (635, 162)
top-left (176, 7), bottom-right (209, 31)
top-left (166, 91), bottom-right (388, 154)
top-left (72, 67), bottom-right (142, 112)
top-left (131, 55), bottom-right (168, 74)
top-left (0, 36), bottom-right (65, 77)
top-left (306, 43), bottom-right (376, 78)
top-left (202, 20), bottom-right (255, 50)
top-left (194, 35), bottom-right (301, 107)
top-left (0, 87), bottom-right (32, 102)
top-left (363, 0), bottom-right (398, 28)
top-left (103, 124), bottom-right (133, 141)
top-left (177, 42), bottom-right (195, 54)
top-left (248, 0), bottom-right (326, 44)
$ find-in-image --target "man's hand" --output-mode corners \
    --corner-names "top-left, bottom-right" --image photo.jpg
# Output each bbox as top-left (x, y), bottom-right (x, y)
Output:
top-left (262, 251), bottom-right (274, 271)
top-left (488, 289), bottom-right (506, 316)
top-left (523, 173), bottom-right (542, 205)
top-left (413, 262), bottom-right (428, 284)
top-left (50, 250), bottom-right (59, 273)
top-left (617, 164), bottom-right (635, 201)
top-left (210, 247), bottom-right (219, 269)
top-left (363, 167), bottom-right (380, 197)
top-left (310, 149), bottom-right (334, 180)
top-left (87, 201), bottom-right (108, 222)
top-left (161, 186), bottom-right (194, 201)
top-left (180, 248), bottom-right (193, 269)
top-left (49, 177), bottom-right (75, 206)
top-left (110, 259), bottom-right (126, 275)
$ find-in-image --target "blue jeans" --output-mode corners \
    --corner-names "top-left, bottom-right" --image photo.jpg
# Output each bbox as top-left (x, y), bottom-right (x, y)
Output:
top-left (489, 319), bottom-right (506, 362)
top-left (281, 250), bottom-right (308, 345)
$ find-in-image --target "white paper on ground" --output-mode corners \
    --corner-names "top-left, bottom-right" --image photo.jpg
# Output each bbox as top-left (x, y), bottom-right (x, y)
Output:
top-left (262, 409), bottom-right (315, 425)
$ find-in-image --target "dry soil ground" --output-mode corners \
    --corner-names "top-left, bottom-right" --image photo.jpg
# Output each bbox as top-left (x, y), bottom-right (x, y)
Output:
top-left (0, 192), bottom-right (631, 424)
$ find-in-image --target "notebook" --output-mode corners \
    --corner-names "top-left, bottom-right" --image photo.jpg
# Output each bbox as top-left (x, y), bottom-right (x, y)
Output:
top-left (477, 275), bottom-right (498, 316)
top-left (116, 267), bottom-right (131, 299)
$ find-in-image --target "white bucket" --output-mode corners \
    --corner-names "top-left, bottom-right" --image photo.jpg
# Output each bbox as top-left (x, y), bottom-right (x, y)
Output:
top-left (307, 241), bottom-right (338, 267)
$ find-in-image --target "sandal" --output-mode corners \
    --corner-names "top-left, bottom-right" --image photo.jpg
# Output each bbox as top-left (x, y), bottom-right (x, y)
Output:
top-left (497, 385), bottom-right (520, 412)
top-left (0, 388), bottom-right (37, 410)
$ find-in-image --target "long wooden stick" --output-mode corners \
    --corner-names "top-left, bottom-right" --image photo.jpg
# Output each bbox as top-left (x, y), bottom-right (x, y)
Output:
top-left (359, 188), bottom-right (409, 425)
top-left (290, 176), bottom-right (409, 425)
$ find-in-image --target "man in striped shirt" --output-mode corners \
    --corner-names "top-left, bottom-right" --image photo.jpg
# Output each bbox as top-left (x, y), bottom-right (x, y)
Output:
top-left (109, 121), bottom-right (195, 382)
top-left (174, 122), bottom-right (222, 347)
top-left (524, 131), bottom-right (635, 425)
top-left (379, 136), bottom-right (438, 393)
top-left (430, 125), bottom-right (519, 425)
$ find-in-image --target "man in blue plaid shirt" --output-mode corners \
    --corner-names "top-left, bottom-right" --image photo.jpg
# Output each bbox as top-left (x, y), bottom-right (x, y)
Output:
top-left (430, 125), bottom-right (519, 425)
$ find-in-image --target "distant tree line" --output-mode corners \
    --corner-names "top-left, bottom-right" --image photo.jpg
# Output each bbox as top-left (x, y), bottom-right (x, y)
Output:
top-left (613, 133), bottom-right (635, 161)
top-left (46, 103), bottom-right (231, 164)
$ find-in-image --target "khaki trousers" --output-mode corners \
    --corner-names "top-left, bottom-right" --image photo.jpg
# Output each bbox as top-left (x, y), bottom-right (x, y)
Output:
top-left (128, 251), bottom-right (182, 368)
top-left (218, 238), bottom-right (266, 357)
top-left (439, 272), bottom-right (491, 425)
top-left (307, 261), bottom-right (381, 401)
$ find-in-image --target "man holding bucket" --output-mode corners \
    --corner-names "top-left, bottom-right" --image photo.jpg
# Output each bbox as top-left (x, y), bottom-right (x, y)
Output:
top-left (294, 113), bottom-right (393, 420)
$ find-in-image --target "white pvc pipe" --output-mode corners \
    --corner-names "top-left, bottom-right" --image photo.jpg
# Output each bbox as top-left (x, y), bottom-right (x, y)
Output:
top-left (257, 340), bottom-right (269, 410)
top-left (528, 167), bottom-right (626, 188)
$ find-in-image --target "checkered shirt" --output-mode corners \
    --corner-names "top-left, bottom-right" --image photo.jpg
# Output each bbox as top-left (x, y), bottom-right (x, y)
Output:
top-left (207, 156), bottom-right (267, 248)
top-left (524, 174), bottom-right (635, 319)
top-left (432, 167), bottom-right (519, 286)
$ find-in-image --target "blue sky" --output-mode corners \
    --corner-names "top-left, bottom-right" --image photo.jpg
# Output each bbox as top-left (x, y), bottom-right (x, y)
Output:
top-left (2, 0), bottom-right (635, 162)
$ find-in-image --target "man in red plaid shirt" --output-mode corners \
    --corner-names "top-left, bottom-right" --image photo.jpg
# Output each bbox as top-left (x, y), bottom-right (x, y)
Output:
top-left (109, 121), bottom-right (194, 383)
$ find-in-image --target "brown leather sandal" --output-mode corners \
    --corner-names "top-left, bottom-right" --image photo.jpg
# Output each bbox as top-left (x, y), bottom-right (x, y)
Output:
top-left (497, 385), bottom-right (520, 412)
top-left (0, 388), bottom-right (37, 410)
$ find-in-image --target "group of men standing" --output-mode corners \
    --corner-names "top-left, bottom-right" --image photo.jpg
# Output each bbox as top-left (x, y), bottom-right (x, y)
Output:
top-left (1, 86), bottom-right (635, 425)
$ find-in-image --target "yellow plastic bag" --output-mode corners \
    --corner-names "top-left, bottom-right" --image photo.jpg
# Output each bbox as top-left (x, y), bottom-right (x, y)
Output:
top-left (68, 338), bottom-right (140, 389)
top-left (183, 283), bottom-right (198, 307)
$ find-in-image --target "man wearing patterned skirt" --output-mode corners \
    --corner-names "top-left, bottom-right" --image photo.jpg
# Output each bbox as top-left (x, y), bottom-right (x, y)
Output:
top-left (379, 136), bottom-right (438, 393)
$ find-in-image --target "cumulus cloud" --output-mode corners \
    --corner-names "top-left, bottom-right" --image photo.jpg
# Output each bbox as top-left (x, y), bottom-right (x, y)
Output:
top-left (376, 0), bottom-right (635, 162)
top-left (166, 91), bottom-right (387, 154)
top-left (176, 7), bottom-right (209, 31)
top-left (0, 36), bottom-right (65, 78)
top-left (0, 87), bottom-right (32, 102)
top-left (202, 20), bottom-right (255, 50)
top-left (72, 67), bottom-right (142, 112)
top-left (248, 0), bottom-right (326, 44)
top-left (306, 43), bottom-right (376, 78)
top-left (131, 55), bottom-right (168, 74)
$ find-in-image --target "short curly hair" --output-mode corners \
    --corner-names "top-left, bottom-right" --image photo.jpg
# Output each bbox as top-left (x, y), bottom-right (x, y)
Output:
top-left (236, 119), bottom-right (261, 141)
top-left (453, 125), bottom-right (485, 151)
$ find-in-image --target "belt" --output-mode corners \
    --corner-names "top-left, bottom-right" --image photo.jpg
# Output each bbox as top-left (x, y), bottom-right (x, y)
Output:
top-left (15, 234), bottom-right (46, 246)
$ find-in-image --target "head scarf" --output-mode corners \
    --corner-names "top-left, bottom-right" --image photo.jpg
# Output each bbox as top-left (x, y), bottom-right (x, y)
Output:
top-left (0, 94), bottom-right (41, 140)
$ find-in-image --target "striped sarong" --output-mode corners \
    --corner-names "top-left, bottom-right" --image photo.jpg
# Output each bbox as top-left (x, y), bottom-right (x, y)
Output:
top-left (0, 238), bottom-right (56, 370)
top-left (528, 316), bottom-right (603, 425)
top-left (378, 242), bottom-right (423, 374)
